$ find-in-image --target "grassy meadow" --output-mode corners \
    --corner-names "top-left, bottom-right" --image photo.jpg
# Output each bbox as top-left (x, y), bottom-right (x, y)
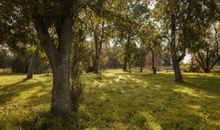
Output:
top-left (0, 70), bottom-right (220, 130)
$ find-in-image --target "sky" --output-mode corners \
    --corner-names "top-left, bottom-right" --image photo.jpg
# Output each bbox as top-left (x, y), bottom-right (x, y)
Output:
top-left (183, 54), bottom-right (192, 64)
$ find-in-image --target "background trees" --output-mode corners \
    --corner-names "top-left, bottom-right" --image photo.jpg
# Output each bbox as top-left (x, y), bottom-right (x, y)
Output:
top-left (190, 23), bottom-right (220, 73)
top-left (0, 0), bottom-right (220, 117)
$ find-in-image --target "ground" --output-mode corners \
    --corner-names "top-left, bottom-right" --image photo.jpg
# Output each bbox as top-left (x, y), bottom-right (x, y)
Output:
top-left (0, 70), bottom-right (220, 130)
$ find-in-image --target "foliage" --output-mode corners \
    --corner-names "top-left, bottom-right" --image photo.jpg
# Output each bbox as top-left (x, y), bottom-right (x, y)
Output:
top-left (0, 45), bottom-right (12, 68)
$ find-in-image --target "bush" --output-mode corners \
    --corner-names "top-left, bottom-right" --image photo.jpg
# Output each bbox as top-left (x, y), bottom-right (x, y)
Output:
top-left (11, 54), bottom-right (29, 73)
top-left (11, 52), bottom-right (49, 74)
top-left (0, 48), bottom-right (11, 69)
top-left (0, 68), bottom-right (12, 74)
top-left (181, 64), bottom-right (200, 72)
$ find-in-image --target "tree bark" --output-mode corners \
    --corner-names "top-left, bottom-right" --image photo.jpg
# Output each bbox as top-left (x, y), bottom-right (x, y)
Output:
top-left (150, 47), bottom-right (156, 74)
top-left (93, 23), bottom-right (104, 74)
top-left (51, 54), bottom-right (73, 115)
top-left (123, 54), bottom-right (128, 71)
top-left (128, 56), bottom-right (131, 73)
top-left (33, 14), bottom-right (75, 115)
top-left (26, 49), bottom-right (39, 79)
top-left (94, 39), bottom-right (100, 74)
top-left (140, 62), bottom-right (143, 72)
top-left (170, 14), bottom-right (183, 83)
top-left (50, 17), bottom-right (74, 115)
top-left (123, 31), bottom-right (132, 72)
top-left (173, 60), bottom-right (183, 82)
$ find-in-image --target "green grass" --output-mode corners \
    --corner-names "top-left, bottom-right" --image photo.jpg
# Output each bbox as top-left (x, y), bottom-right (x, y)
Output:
top-left (0, 70), bottom-right (220, 130)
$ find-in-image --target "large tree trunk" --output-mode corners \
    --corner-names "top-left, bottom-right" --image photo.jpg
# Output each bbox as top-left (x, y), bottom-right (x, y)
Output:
top-left (33, 15), bottom-right (75, 115)
top-left (26, 49), bottom-right (39, 79)
top-left (50, 17), bottom-right (74, 115)
top-left (51, 54), bottom-right (73, 115)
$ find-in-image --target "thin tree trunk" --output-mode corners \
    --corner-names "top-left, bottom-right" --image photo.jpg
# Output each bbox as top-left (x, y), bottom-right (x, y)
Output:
top-left (123, 31), bottom-right (132, 72)
top-left (150, 48), bottom-right (156, 74)
top-left (173, 60), bottom-right (183, 82)
top-left (26, 48), bottom-right (39, 79)
top-left (93, 23), bottom-right (104, 75)
top-left (171, 14), bottom-right (183, 83)
top-left (123, 54), bottom-right (128, 71)
top-left (140, 53), bottom-right (144, 72)
top-left (140, 63), bottom-right (143, 72)
top-left (189, 56), bottom-right (195, 72)
top-left (94, 40), bottom-right (99, 74)
top-left (128, 56), bottom-right (131, 73)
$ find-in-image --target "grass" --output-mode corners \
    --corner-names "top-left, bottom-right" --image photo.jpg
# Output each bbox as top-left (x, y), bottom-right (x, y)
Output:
top-left (0, 70), bottom-right (220, 130)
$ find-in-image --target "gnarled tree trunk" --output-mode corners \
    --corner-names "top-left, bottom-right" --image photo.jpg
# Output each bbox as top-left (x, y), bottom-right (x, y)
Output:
top-left (33, 14), bottom-right (76, 115)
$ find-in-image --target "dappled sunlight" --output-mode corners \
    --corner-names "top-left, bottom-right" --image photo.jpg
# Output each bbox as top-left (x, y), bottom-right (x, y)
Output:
top-left (114, 75), bottom-right (131, 82)
top-left (130, 77), bottom-right (147, 84)
top-left (189, 105), bottom-right (201, 110)
top-left (98, 93), bottom-right (108, 101)
top-left (0, 74), bottom-right (52, 128)
top-left (0, 71), bottom-right (220, 129)
top-left (91, 80), bottom-right (106, 88)
top-left (173, 87), bottom-right (216, 99)
top-left (140, 111), bottom-right (162, 130)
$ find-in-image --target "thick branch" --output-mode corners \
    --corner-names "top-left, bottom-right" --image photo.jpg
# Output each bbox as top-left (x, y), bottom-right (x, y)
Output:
top-left (32, 18), bottom-right (56, 63)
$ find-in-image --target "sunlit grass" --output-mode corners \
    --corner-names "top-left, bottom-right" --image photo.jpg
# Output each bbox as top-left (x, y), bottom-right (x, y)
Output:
top-left (0, 70), bottom-right (220, 129)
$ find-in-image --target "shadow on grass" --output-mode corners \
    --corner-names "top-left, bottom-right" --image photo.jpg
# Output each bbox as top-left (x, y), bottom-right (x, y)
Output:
top-left (0, 78), bottom-right (46, 105)
top-left (0, 111), bottom-right (83, 130)
top-left (83, 72), bottom-right (220, 129)
top-left (0, 72), bottom-right (220, 130)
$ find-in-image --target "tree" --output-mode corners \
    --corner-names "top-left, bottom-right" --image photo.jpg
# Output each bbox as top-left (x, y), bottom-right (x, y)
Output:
top-left (155, 0), bottom-right (212, 82)
top-left (1, 0), bottom-right (111, 116)
top-left (139, 22), bottom-right (162, 74)
top-left (113, 0), bottom-right (149, 72)
top-left (135, 47), bottom-right (146, 72)
top-left (0, 0), bottom-right (41, 79)
top-left (26, 48), bottom-right (40, 79)
top-left (191, 23), bottom-right (220, 73)
top-left (86, 8), bottom-right (109, 77)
